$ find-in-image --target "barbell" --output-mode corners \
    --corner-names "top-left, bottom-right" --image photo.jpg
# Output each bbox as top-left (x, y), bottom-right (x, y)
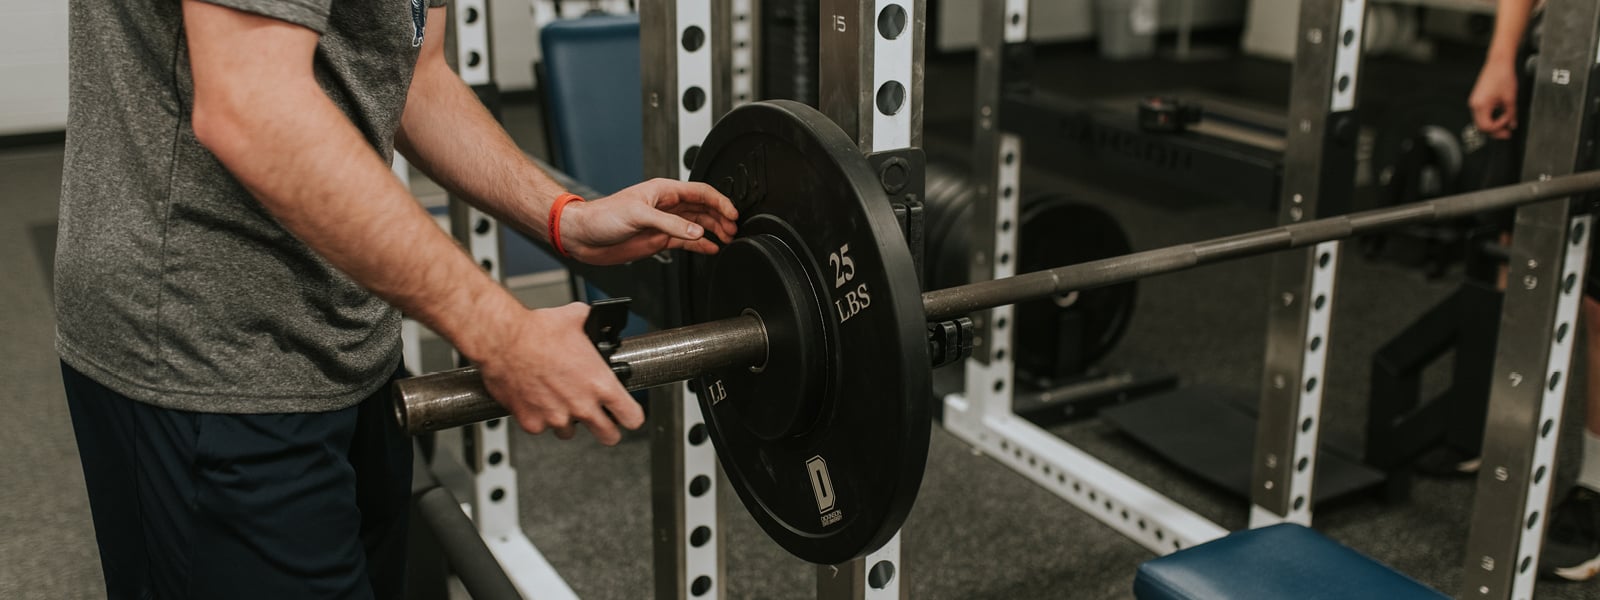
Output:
top-left (395, 100), bottom-right (1600, 565)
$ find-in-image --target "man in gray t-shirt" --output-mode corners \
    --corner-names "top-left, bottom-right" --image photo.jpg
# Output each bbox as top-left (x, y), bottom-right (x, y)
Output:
top-left (57, 0), bottom-right (736, 595)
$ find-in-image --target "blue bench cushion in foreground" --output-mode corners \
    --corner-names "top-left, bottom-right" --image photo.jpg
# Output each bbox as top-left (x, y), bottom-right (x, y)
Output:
top-left (1134, 523), bottom-right (1448, 600)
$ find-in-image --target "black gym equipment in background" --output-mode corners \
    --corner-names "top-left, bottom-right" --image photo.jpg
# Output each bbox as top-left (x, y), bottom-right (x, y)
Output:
top-left (921, 159), bottom-right (1176, 425)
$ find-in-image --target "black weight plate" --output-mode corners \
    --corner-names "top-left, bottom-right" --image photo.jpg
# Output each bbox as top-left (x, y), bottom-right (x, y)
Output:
top-left (704, 221), bottom-right (826, 441)
top-left (688, 100), bottom-right (931, 565)
top-left (921, 167), bottom-right (1137, 380)
top-left (1014, 197), bottom-right (1136, 379)
top-left (922, 159), bottom-right (981, 292)
top-left (1368, 96), bottom-right (1477, 207)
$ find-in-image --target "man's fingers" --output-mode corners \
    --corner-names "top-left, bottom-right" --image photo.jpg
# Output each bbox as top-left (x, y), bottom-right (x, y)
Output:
top-left (517, 414), bottom-right (547, 435)
top-left (554, 424), bottom-right (576, 440)
top-left (1486, 111), bottom-right (1515, 137)
top-left (657, 179), bottom-right (738, 220)
top-left (1491, 105), bottom-right (1515, 128)
top-left (673, 237), bottom-right (722, 255)
top-left (634, 204), bottom-right (708, 241)
top-left (679, 210), bottom-right (736, 243)
top-left (662, 204), bottom-right (739, 242)
top-left (601, 389), bottom-right (646, 431)
top-left (1470, 105), bottom-right (1497, 133)
top-left (579, 407), bottom-right (623, 446)
top-left (1471, 100), bottom-right (1516, 138)
top-left (1470, 99), bottom-right (1500, 127)
top-left (1489, 112), bottom-right (1515, 139)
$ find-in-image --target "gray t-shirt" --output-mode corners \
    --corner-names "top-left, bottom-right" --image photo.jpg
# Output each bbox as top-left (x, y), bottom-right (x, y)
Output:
top-left (56, 0), bottom-right (444, 413)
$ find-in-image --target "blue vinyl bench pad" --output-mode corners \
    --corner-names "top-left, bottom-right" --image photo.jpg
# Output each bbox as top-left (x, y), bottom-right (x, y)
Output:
top-left (1134, 524), bottom-right (1449, 600)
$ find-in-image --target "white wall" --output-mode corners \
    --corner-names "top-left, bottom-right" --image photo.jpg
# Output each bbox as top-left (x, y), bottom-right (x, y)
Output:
top-left (0, 2), bottom-right (70, 136)
top-left (935, 0), bottom-right (1247, 52)
top-left (1243, 0), bottom-right (1493, 63)
top-left (1241, 0), bottom-right (1299, 61)
top-left (507, 0), bottom-right (636, 92)
top-left (492, 0), bottom-right (541, 91)
top-left (0, 0), bottom-right (545, 136)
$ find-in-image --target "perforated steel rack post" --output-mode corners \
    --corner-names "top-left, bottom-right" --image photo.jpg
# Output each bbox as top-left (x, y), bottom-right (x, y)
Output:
top-left (441, 1), bottom-right (580, 597)
top-left (941, 0), bottom-right (1230, 556)
top-left (814, 1), bottom-right (923, 597)
top-left (1461, 2), bottom-right (1600, 598)
top-left (396, 155), bottom-right (426, 377)
top-left (643, 0), bottom-right (728, 597)
top-left (1247, 0), bottom-right (1367, 529)
top-left (716, 0), bottom-right (758, 111)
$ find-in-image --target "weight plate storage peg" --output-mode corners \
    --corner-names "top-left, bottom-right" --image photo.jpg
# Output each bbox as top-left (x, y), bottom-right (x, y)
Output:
top-left (688, 100), bottom-right (932, 566)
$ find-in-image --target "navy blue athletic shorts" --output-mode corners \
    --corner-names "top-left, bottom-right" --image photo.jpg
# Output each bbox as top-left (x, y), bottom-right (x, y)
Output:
top-left (62, 362), bottom-right (412, 599)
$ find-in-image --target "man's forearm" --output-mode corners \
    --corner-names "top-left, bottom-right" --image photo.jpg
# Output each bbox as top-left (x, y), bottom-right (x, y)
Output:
top-left (395, 56), bottom-right (566, 243)
top-left (193, 80), bottom-right (524, 363)
top-left (1487, 0), bottom-right (1537, 65)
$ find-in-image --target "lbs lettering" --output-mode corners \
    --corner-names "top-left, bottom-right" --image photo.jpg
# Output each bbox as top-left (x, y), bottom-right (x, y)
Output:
top-left (704, 379), bottom-right (728, 405)
top-left (834, 284), bottom-right (871, 323)
top-left (828, 244), bottom-right (872, 323)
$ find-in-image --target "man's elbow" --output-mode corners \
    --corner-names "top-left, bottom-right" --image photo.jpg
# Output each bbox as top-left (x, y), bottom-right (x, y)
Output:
top-left (190, 95), bottom-right (252, 161)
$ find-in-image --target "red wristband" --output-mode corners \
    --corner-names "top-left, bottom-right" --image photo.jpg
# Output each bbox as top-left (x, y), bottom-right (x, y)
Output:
top-left (548, 193), bottom-right (584, 257)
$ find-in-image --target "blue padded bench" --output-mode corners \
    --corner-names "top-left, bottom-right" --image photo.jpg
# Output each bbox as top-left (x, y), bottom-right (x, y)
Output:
top-left (498, 14), bottom-right (644, 279)
top-left (1134, 524), bottom-right (1448, 600)
top-left (539, 14), bottom-right (642, 194)
top-left (535, 14), bottom-right (650, 362)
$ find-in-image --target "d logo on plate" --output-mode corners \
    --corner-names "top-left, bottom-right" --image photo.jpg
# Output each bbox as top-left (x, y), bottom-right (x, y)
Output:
top-left (807, 455), bottom-right (836, 514)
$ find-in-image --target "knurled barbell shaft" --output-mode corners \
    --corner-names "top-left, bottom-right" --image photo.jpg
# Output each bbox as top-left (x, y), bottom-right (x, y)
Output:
top-left (922, 169), bottom-right (1600, 320)
top-left (395, 314), bottom-right (768, 433)
top-left (396, 170), bottom-right (1600, 434)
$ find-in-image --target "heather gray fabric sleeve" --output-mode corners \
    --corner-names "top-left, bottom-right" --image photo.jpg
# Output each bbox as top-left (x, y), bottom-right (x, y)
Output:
top-left (429, 0), bottom-right (445, 8)
top-left (195, 0), bottom-right (333, 34)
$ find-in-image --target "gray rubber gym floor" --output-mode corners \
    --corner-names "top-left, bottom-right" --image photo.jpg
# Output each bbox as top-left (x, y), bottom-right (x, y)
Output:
top-left (5, 54), bottom-right (1599, 599)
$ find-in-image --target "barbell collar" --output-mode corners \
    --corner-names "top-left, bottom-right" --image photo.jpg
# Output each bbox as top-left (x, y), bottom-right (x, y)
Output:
top-left (921, 170), bottom-right (1600, 320)
top-left (395, 314), bottom-right (768, 434)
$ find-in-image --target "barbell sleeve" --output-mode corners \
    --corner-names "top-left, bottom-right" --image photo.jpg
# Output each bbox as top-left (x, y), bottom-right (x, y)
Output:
top-left (395, 314), bottom-right (769, 434)
top-left (921, 169), bottom-right (1600, 320)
